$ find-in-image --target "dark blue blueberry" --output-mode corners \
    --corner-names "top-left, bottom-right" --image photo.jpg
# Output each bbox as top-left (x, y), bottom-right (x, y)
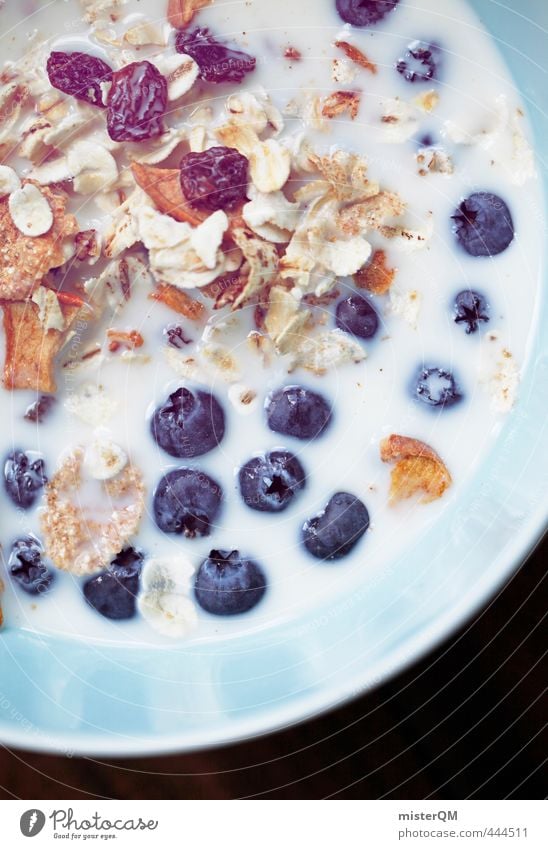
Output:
top-left (336, 294), bottom-right (379, 339)
top-left (151, 387), bottom-right (225, 458)
top-left (452, 192), bottom-right (514, 257)
top-left (239, 450), bottom-right (306, 513)
top-left (336, 0), bottom-right (400, 27)
top-left (24, 395), bottom-right (56, 423)
top-left (83, 547), bottom-right (143, 620)
top-left (414, 367), bottom-right (462, 408)
top-left (153, 468), bottom-right (223, 537)
top-left (396, 40), bottom-right (442, 83)
top-left (266, 386), bottom-right (332, 441)
top-left (8, 535), bottom-right (54, 595)
top-left (302, 492), bottom-right (370, 561)
top-left (194, 550), bottom-right (266, 615)
top-left (4, 450), bottom-right (47, 509)
top-left (453, 290), bottom-right (490, 334)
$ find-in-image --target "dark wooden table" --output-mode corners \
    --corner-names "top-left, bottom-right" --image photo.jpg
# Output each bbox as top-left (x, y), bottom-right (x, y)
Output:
top-left (1, 537), bottom-right (545, 800)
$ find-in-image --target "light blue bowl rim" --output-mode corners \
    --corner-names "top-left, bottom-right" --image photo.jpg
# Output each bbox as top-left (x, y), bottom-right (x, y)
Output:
top-left (0, 0), bottom-right (546, 756)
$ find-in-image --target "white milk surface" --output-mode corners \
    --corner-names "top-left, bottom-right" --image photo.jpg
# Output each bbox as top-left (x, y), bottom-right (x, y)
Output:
top-left (0, 0), bottom-right (544, 646)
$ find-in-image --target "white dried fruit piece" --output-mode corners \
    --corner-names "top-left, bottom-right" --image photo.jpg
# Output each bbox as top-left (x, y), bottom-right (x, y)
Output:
top-left (190, 210), bottom-right (229, 269)
top-left (85, 254), bottom-right (150, 316)
top-left (379, 213), bottom-right (434, 252)
top-left (444, 94), bottom-right (508, 150)
top-left (228, 384), bottom-right (259, 415)
top-left (80, 0), bottom-right (127, 24)
top-left (64, 383), bottom-right (118, 427)
top-left (510, 111), bottom-right (535, 186)
top-left (138, 556), bottom-right (198, 638)
top-left (0, 81), bottom-right (29, 153)
top-left (163, 346), bottom-right (200, 380)
top-left (338, 191), bottom-right (405, 236)
top-left (68, 140), bottom-right (118, 194)
top-left (8, 183), bottom-right (53, 236)
top-left (386, 286), bottom-right (421, 328)
top-left (331, 58), bottom-right (356, 84)
top-left (249, 138), bottom-right (291, 193)
top-left (379, 97), bottom-right (418, 143)
top-left (412, 89), bottom-right (439, 113)
top-left (84, 438), bottom-right (128, 480)
top-left (265, 286), bottom-right (311, 355)
top-left (0, 165), bottom-right (21, 198)
top-left (481, 331), bottom-right (520, 412)
top-left (416, 147), bottom-right (454, 176)
top-left (41, 447), bottom-right (144, 576)
top-left (29, 156), bottom-right (73, 186)
top-left (201, 343), bottom-right (241, 383)
top-left (151, 54), bottom-right (199, 101)
top-left (315, 235), bottom-right (372, 278)
top-left (225, 89), bottom-right (284, 135)
top-left (243, 187), bottom-right (299, 242)
top-left (290, 328), bottom-right (365, 375)
top-left (124, 20), bottom-right (166, 46)
top-left (31, 286), bottom-right (65, 332)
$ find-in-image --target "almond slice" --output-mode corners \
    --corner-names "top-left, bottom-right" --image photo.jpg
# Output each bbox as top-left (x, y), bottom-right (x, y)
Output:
top-left (335, 40), bottom-right (377, 74)
top-left (131, 162), bottom-right (205, 226)
top-left (167, 0), bottom-right (213, 29)
top-left (380, 434), bottom-right (452, 504)
top-left (149, 282), bottom-right (205, 319)
top-left (2, 298), bottom-right (81, 393)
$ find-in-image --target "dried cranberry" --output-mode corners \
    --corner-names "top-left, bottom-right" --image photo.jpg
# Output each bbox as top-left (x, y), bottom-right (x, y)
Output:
top-left (46, 51), bottom-right (112, 107)
top-left (335, 0), bottom-right (400, 27)
top-left (180, 146), bottom-right (249, 212)
top-left (106, 61), bottom-right (167, 142)
top-left (165, 325), bottom-right (192, 348)
top-left (175, 27), bottom-right (256, 84)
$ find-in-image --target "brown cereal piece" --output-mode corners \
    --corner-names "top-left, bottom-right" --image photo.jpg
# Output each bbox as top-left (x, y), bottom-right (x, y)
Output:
top-left (2, 299), bottom-right (81, 393)
top-left (41, 448), bottom-right (145, 576)
top-left (74, 229), bottom-right (101, 262)
top-left (380, 434), bottom-right (452, 504)
top-left (202, 271), bottom-right (248, 310)
top-left (335, 40), bottom-right (377, 74)
top-left (149, 283), bottom-right (205, 320)
top-left (322, 91), bottom-right (361, 120)
top-left (0, 183), bottom-right (78, 301)
top-left (354, 249), bottom-right (396, 295)
top-left (167, 0), bottom-right (213, 29)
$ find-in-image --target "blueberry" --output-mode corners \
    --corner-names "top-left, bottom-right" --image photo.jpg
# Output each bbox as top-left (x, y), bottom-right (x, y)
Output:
top-left (239, 450), bottom-right (306, 513)
top-left (336, 294), bottom-right (379, 339)
top-left (452, 192), bottom-right (514, 257)
top-left (153, 468), bottom-right (223, 537)
top-left (302, 492), bottom-right (370, 561)
top-left (194, 550), bottom-right (266, 615)
top-left (335, 0), bottom-right (400, 27)
top-left (24, 395), bottom-right (56, 423)
top-left (83, 547), bottom-right (143, 620)
top-left (453, 290), bottom-right (489, 334)
top-left (4, 450), bottom-right (47, 509)
top-left (266, 386), bottom-right (333, 441)
top-left (8, 535), bottom-right (54, 595)
top-left (151, 387), bottom-right (225, 458)
top-left (396, 40), bottom-right (442, 83)
top-left (414, 367), bottom-right (462, 408)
